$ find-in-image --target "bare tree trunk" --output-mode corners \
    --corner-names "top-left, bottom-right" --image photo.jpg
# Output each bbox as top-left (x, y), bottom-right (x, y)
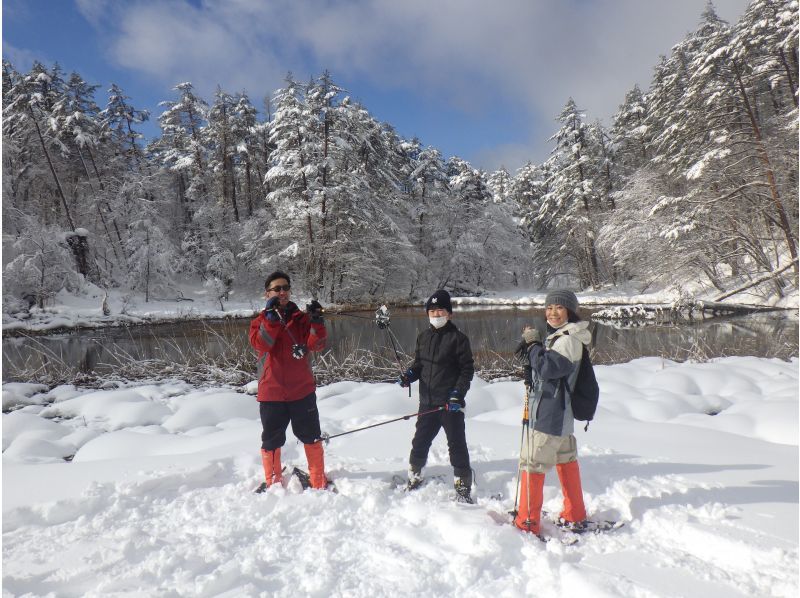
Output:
top-left (245, 159), bottom-right (253, 217)
top-left (85, 145), bottom-right (105, 190)
top-left (734, 61), bottom-right (798, 274)
top-left (228, 155), bottom-right (239, 222)
top-left (295, 123), bottom-right (317, 292)
top-left (779, 47), bottom-right (798, 107)
top-left (145, 229), bottom-right (151, 303)
top-left (30, 107), bottom-right (76, 230)
top-left (317, 112), bottom-right (330, 299)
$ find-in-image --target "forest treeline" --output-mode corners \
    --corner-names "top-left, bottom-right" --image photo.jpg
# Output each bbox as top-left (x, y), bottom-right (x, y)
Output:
top-left (2, 0), bottom-right (797, 309)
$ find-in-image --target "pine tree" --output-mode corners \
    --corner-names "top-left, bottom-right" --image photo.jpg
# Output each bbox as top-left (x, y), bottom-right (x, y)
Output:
top-left (609, 85), bottom-right (650, 180)
top-left (487, 167), bottom-right (511, 203)
top-left (538, 99), bottom-right (605, 288)
top-left (151, 82), bottom-right (210, 274)
top-left (206, 86), bottom-right (240, 223)
top-left (4, 62), bottom-right (77, 231)
top-left (101, 83), bottom-right (150, 171)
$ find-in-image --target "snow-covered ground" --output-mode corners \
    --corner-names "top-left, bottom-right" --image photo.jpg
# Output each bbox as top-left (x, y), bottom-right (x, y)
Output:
top-left (4, 278), bottom-right (797, 333)
top-left (3, 356), bottom-right (797, 597)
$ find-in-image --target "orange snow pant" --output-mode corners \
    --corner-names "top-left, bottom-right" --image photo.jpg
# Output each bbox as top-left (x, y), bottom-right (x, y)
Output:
top-left (261, 447), bottom-right (283, 487)
top-left (304, 442), bottom-right (328, 489)
top-left (516, 431), bottom-right (587, 531)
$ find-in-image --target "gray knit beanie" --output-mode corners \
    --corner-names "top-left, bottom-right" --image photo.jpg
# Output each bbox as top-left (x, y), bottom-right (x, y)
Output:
top-left (544, 289), bottom-right (579, 315)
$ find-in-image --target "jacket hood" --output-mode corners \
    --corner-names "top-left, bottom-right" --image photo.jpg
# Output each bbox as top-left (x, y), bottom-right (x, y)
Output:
top-left (557, 320), bottom-right (591, 346)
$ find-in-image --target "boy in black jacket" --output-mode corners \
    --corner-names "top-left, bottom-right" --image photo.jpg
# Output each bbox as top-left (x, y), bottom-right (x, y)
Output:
top-left (399, 289), bottom-right (475, 502)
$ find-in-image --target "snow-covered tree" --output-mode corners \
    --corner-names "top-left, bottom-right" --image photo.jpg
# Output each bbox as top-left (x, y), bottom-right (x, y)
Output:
top-left (537, 99), bottom-right (608, 288)
top-left (100, 83), bottom-right (149, 170)
top-left (3, 217), bottom-right (85, 308)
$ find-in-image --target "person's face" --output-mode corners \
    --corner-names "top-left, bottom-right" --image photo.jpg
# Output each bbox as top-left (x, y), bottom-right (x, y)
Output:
top-left (265, 278), bottom-right (291, 307)
top-left (427, 308), bottom-right (450, 320)
top-left (545, 304), bottom-right (568, 328)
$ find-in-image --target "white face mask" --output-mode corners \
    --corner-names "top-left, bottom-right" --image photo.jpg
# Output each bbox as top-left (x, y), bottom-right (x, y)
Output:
top-left (429, 315), bottom-right (448, 329)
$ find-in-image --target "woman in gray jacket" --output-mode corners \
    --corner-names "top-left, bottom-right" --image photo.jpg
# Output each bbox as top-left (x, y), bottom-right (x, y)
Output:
top-left (515, 289), bottom-right (590, 535)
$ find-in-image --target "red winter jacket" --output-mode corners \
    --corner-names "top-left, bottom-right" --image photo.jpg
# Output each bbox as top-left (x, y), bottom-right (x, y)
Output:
top-left (249, 302), bottom-right (328, 402)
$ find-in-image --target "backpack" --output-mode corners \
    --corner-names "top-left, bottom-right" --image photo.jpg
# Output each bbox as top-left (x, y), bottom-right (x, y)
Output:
top-left (569, 346), bottom-right (600, 430)
top-left (551, 330), bottom-right (600, 430)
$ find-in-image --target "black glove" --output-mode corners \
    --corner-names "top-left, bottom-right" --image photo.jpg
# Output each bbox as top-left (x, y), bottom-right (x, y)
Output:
top-left (397, 368), bottom-right (416, 388)
top-left (513, 339), bottom-right (529, 363)
top-left (445, 389), bottom-right (463, 412)
top-left (523, 364), bottom-right (533, 389)
top-left (306, 300), bottom-right (324, 324)
top-left (264, 296), bottom-right (280, 321)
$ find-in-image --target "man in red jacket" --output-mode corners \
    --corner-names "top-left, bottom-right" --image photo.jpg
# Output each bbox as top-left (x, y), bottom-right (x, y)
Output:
top-left (249, 271), bottom-right (328, 490)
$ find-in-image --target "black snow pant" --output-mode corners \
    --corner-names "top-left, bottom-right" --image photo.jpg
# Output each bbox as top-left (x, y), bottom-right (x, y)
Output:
top-left (409, 408), bottom-right (471, 479)
top-left (260, 392), bottom-right (321, 450)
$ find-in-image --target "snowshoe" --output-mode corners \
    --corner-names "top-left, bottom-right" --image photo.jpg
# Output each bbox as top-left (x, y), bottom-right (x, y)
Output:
top-left (454, 477), bottom-right (474, 504)
top-left (254, 466), bottom-right (287, 493)
top-left (544, 510), bottom-right (624, 534)
top-left (406, 467), bottom-right (423, 491)
top-left (391, 473), bottom-right (445, 492)
top-left (291, 467), bottom-right (337, 493)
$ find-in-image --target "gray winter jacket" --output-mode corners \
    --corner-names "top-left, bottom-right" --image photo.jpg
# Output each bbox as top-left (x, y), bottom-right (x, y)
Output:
top-left (528, 320), bottom-right (592, 436)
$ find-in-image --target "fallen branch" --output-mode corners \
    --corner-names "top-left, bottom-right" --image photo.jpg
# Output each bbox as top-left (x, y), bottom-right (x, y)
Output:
top-left (714, 259), bottom-right (799, 302)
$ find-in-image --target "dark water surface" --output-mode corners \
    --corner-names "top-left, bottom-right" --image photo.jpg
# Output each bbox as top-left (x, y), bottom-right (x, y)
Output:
top-left (2, 306), bottom-right (797, 379)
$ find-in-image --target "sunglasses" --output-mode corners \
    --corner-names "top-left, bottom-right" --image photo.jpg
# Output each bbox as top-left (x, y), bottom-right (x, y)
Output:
top-left (266, 284), bottom-right (291, 293)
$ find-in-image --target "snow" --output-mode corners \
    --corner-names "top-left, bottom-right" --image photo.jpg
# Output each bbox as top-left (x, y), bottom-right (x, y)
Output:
top-left (4, 279), bottom-right (796, 334)
top-left (3, 356), bottom-right (798, 597)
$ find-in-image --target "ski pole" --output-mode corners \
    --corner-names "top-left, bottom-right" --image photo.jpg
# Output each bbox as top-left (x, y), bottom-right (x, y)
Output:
top-left (326, 311), bottom-right (374, 321)
top-left (325, 305), bottom-right (411, 396)
top-left (512, 384), bottom-right (530, 517)
top-left (316, 406), bottom-right (444, 444)
top-left (384, 326), bottom-right (412, 398)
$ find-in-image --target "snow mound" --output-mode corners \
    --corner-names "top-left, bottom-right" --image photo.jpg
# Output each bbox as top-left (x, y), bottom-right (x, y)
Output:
top-left (2, 356), bottom-right (797, 597)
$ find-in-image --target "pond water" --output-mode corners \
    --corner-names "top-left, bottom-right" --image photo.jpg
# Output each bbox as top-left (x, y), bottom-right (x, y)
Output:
top-left (2, 306), bottom-right (797, 380)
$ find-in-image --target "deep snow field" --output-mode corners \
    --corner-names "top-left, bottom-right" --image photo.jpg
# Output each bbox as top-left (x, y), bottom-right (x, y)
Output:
top-left (2, 355), bottom-right (798, 597)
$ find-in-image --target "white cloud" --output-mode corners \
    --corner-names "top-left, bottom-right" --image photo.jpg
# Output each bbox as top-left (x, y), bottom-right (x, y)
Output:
top-left (76, 0), bottom-right (750, 169)
top-left (2, 42), bottom-right (44, 72)
top-left (472, 141), bottom-right (551, 175)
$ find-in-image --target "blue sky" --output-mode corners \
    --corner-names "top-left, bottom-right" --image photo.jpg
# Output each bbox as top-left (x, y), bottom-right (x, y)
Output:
top-left (4, 0), bottom-right (749, 172)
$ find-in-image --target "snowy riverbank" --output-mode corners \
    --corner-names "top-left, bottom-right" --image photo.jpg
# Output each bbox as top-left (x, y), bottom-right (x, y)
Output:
top-left (3, 279), bottom-right (797, 334)
top-left (3, 356), bottom-right (798, 596)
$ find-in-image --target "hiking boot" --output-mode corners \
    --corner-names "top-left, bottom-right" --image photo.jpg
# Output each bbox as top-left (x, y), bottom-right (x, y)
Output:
top-left (454, 477), bottom-right (474, 504)
top-left (406, 467), bottom-right (423, 491)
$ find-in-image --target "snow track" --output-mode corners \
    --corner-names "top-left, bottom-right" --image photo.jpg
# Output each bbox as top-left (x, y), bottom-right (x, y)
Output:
top-left (3, 453), bottom-right (797, 597)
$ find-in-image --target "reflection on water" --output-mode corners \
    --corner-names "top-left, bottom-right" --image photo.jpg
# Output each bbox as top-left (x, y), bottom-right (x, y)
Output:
top-left (2, 306), bottom-right (797, 378)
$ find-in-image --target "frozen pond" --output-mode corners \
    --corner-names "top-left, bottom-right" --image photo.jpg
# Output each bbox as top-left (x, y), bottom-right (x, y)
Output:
top-left (2, 306), bottom-right (797, 380)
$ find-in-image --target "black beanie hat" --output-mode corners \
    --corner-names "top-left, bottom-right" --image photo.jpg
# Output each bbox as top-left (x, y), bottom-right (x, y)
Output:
top-left (425, 289), bottom-right (453, 313)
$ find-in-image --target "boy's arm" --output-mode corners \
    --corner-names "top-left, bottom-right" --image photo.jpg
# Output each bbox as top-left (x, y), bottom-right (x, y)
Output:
top-left (452, 334), bottom-right (475, 400)
top-left (404, 334), bottom-right (423, 382)
top-left (306, 319), bottom-right (327, 352)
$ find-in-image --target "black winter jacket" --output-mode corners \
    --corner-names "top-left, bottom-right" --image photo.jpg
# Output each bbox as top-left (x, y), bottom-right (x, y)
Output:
top-left (408, 321), bottom-right (474, 407)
